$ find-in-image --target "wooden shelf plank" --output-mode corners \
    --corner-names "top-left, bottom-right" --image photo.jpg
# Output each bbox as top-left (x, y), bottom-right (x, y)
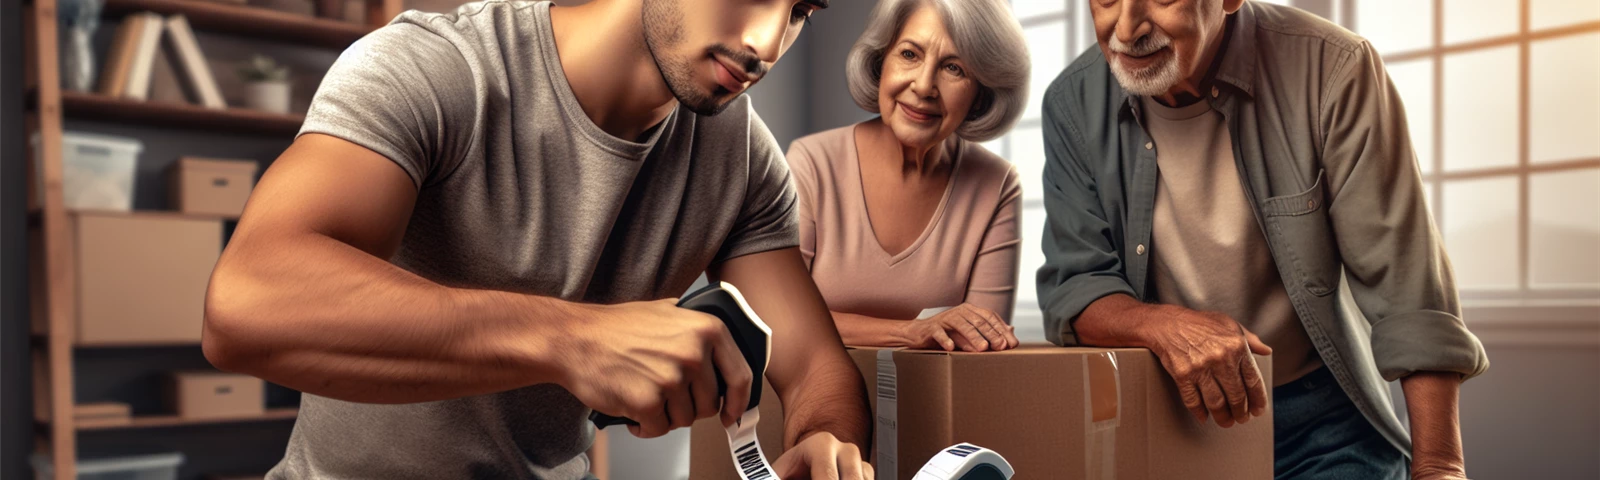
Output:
top-left (61, 91), bottom-right (302, 136)
top-left (102, 0), bottom-right (374, 49)
top-left (75, 408), bottom-right (299, 431)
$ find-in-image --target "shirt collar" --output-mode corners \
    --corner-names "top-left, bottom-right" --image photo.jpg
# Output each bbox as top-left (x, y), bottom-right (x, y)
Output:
top-left (1212, 3), bottom-right (1258, 98)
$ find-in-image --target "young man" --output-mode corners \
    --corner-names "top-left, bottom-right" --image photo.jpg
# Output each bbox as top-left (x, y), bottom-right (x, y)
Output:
top-left (1036, 0), bottom-right (1488, 479)
top-left (202, 0), bottom-right (872, 478)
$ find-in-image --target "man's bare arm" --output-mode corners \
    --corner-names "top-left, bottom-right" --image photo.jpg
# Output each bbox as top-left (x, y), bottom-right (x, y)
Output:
top-left (203, 133), bottom-right (589, 403)
top-left (1076, 294), bottom-right (1271, 427)
top-left (708, 248), bottom-right (871, 452)
top-left (206, 133), bottom-right (755, 433)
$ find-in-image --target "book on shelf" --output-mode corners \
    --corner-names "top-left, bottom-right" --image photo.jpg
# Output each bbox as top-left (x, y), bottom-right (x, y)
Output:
top-left (162, 14), bottom-right (228, 109)
top-left (96, 13), bottom-right (143, 97)
top-left (96, 12), bottom-right (230, 110)
top-left (123, 12), bottom-right (166, 101)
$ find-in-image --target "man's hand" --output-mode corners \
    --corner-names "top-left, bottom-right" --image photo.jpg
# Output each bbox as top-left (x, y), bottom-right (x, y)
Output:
top-left (772, 431), bottom-right (874, 480)
top-left (1130, 304), bottom-right (1272, 427)
top-left (558, 298), bottom-right (753, 439)
top-left (899, 303), bottom-right (1020, 352)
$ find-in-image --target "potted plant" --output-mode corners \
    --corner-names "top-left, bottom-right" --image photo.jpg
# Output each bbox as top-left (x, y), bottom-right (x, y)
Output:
top-left (237, 54), bottom-right (291, 114)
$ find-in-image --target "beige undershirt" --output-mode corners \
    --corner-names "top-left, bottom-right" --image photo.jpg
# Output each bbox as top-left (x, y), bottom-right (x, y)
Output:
top-left (1142, 96), bottom-right (1322, 386)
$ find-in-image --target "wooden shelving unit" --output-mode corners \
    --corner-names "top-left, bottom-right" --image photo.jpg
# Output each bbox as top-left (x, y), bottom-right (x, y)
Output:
top-left (102, 0), bottom-right (377, 49)
top-left (62, 92), bottom-right (305, 136)
top-left (23, 0), bottom-right (400, 477)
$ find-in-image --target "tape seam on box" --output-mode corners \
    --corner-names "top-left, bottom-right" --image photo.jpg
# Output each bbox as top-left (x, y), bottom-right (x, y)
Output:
top-left (1084, 351), bottom-right (1120, 480)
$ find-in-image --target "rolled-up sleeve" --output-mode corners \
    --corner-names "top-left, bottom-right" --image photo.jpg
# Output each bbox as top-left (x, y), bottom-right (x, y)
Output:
top-left (1320, 40), bottom-right (1489, 381)
top-left (1036, 81), bottom-right (1136, 346)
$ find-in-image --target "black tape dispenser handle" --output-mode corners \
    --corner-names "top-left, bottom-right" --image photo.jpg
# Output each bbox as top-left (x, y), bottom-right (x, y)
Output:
top-left (589, 282), bottom-right (771, 429)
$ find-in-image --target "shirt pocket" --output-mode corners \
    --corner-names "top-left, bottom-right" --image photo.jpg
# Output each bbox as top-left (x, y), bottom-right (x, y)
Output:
top-left (1260, 170), bottom-right (1340, 297)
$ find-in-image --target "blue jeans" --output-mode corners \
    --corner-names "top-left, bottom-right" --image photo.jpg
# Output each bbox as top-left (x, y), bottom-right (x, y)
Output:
top-left (1274, 367), bottom-right (1408, 480)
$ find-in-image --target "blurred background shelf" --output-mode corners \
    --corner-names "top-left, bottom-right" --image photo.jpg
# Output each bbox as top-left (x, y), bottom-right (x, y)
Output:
top-left (61, 92), bottom-right (303, 136)
top-left (76, 408), bottom-right (299, 431)
top-left (101, 0), bottom-right (376, 49)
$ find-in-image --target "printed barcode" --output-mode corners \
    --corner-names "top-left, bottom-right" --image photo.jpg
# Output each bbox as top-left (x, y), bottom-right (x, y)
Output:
top-left (946, 444), bottom-right (980, 457)
top-left (876, 374), bottom-right (897, 401)
top-left (736, 441), bottom-right (774, 480)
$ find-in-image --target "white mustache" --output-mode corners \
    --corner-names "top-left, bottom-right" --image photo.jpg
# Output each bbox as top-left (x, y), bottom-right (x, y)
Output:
top-left (1109, 30), bottom-right (1172, 57)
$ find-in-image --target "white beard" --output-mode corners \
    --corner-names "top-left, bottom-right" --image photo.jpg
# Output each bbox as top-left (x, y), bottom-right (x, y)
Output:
top-left (1110, 53), bottom-right (1182, 96)
top-left (1106, 30), bottom-right (1182, 97)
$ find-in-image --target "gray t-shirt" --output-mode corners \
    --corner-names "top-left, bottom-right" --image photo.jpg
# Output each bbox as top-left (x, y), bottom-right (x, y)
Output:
top-left (269, 1), bottom-right (799, 478)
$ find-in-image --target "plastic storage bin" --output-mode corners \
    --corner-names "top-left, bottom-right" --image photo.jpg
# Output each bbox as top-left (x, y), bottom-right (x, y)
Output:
top-left (30, 452), bottom-right (184, 480)
top-left (33, 131), bottom-right (142, 211)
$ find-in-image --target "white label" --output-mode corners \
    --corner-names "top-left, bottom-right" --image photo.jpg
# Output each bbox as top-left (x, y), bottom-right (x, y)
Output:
top-left (727, 409), bottom-right (776, 480)
top-left (876, 350), bottom-right (898, 480)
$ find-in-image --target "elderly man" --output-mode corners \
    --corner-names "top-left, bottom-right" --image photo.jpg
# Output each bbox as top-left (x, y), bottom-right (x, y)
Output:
top-left (1037, 0), bottom-right (1488, 479)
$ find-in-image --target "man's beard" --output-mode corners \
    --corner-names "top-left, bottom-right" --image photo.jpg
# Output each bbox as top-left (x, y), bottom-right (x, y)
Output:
top-left (642, 0), bottom-right (731, 116)
top-left (1107, 30), bottom-right (1182, 97)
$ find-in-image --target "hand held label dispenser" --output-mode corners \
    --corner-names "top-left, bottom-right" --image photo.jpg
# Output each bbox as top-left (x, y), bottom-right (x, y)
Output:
top-left (589, 282), bottom-right (777, 480)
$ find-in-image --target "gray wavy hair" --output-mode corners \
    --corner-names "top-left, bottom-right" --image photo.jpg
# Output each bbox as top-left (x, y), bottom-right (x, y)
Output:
top-left (845, 0), bottom-right (1029, 142)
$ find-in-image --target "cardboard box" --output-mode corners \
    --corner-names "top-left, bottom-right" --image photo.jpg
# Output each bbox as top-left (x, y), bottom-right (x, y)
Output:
top-left (691, 345), bottom-right (1273, 480)
top-left (168, 370), bottom-right (265, 419)
top-left (72, 212), bottom-right (221, 345)
top-left (168, 157), bottom-right (258, 217)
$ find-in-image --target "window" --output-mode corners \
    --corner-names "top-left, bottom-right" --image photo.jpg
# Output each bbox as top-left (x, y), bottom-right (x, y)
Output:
top-left (1352, 0), bottom-right (1600, 299)
top-left (996, 0), bottom-right (1095, 340)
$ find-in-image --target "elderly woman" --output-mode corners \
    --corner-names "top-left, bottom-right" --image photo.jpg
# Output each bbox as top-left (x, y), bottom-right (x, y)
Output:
top-left (787, 0), bottom-right (1028, 352)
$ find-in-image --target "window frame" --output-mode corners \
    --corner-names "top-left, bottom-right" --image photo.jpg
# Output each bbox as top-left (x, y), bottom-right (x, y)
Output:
top-left (1360, 0), bottom-right (1600, 300)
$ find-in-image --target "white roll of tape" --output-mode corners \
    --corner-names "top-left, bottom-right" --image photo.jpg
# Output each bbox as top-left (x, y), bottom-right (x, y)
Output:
top-left (911, 443), bottom-right (1014, 480)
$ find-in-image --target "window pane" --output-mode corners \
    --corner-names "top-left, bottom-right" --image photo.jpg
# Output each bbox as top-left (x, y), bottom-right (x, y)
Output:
top-left (1532, 0), bottom-right (1600, 31)
top-left (1010, 126), bottom-right (1047, 193)
top-left (1009, 126), bottom-right (1046, 304)
top-left (1012, 0), bottom-right (1066, 20)
top-left (981, 136), bottom-right (1007, 158)
top-left (1531, 32), bottom-right (1600, 164)
top-left (1019, 203), bottom-right (1047, 305)
top-left (1023, 22), bottom-right (1068, 122)
top-left (1443, 0), bottom-right (1519, 45)
top-left (1387, 59), bottom-right (1435, 175)
top-left (1442, 177), bottom-right (1521, 290)
top-left (1530, 169), bottom-right (1600, 288)
top-left (1357, 0), bottom-right (1432, 53)
top-left (1443, 46), bottom-right (1519, 172)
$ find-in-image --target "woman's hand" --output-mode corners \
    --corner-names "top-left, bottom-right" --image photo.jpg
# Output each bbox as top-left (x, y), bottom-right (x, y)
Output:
top-left (897, 304), bottom-right (1019, 352)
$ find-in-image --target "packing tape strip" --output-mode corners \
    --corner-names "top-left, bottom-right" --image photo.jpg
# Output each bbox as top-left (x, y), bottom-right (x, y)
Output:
top-left (876, 349), bottom-right (899, 480)
top-left (727, 408), bottom-right (778, 480)
top-left (1084, 351), bottom-right (1120, 480)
